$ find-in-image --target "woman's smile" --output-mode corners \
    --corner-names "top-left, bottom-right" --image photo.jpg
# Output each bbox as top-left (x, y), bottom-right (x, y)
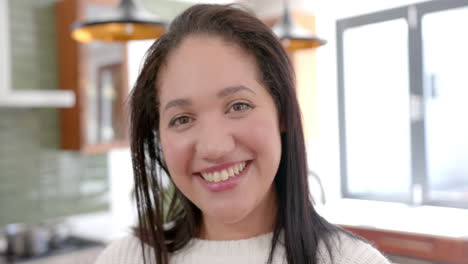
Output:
top-left (195, 160), bottom-right (253, 192)
top-left (197, 160), bottom-right (248, 182)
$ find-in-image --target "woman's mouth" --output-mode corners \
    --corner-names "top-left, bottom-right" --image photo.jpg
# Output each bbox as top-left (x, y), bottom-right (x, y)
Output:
top-left (196, 161), bottom-right (251, 192)
top-left (199, 161), bottom-right (247, 183)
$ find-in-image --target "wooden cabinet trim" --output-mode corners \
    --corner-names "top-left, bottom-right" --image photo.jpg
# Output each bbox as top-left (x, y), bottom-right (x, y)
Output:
top-left (342, 225), bottom-right (468, 264)
top-left (56, 0), bottom-right (129, 153)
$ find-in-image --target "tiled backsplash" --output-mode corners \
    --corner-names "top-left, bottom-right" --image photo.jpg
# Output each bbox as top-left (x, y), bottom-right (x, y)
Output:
top-left (0, 0), bottom-right (109, 226)
top-left (9, 0), bottom-right (58, 92)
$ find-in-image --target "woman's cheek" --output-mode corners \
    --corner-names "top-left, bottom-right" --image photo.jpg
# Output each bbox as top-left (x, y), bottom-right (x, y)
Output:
top-left (161, 134), bottom-right (193, 180)
top-left (244, 114), bottom-right (281, 144)
top-left (244, 114), bottom-right (282, 167)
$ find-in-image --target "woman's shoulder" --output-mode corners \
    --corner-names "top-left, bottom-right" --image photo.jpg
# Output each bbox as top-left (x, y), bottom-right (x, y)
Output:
top-left (319, 231), bottom-right (391, 264)
top-left (94, 235), bottom-right (148, 264)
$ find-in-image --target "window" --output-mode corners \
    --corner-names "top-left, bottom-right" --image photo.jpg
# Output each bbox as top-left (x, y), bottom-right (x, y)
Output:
top-left (337, 0), bottom-right (468, 209)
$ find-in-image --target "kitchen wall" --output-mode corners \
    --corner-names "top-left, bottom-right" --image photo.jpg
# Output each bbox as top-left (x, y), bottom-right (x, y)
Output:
top-left (0, 0), bottom-right (109, 227)
top-left (0, 0), bottom-right (321, 231)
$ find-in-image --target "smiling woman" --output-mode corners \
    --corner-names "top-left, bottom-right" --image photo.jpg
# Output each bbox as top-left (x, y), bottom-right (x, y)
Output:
top-left (95, 4), bottom-right (390, 264)
top-left (158, 35), bottom-right (281, 238)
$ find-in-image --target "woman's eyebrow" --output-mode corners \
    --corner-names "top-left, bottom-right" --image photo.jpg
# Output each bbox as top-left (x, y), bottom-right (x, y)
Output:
top-left (217, 85), bottom-right (256, 98)
top-left (163, 85), bottom-right (255, 113)
top-left (163, 98), bottom-right (192, 113)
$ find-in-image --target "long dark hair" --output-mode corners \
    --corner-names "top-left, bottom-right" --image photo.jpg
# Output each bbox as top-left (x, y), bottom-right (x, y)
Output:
top-left (129, 4), bottom-right (341, 264)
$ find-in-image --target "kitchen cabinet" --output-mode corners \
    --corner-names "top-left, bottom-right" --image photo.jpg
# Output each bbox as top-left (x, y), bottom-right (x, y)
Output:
top-left (342, 225), bottom-right (468, 264)
top-left (56, 0), bottom-right (129, 153)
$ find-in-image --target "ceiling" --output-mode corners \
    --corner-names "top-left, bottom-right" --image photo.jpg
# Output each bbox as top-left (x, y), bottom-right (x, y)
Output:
top-left (142, 0), bottom-right (315, 20)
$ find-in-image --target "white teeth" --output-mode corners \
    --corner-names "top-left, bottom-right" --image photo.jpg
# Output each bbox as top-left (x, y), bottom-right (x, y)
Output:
top-left (213, 171), bottom-right (221, 182)
top-left (200, 161), bottom-right (248, 182)
top-left (234, 164), bottom-right (240, 174)
top-left (202, 172), bottom-right (213, 182)
top-left (221, 170), bottom-right (229, 181)
top-left (228, 167), bottom-right (235, 178)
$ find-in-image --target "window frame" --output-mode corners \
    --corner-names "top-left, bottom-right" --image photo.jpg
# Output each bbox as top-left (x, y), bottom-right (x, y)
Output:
top-left (337, 0), bottom-right (468, 209)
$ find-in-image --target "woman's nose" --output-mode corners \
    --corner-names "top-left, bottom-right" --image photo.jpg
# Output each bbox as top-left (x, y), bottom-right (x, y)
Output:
top-left (195, 120), bottom-right (235, 162)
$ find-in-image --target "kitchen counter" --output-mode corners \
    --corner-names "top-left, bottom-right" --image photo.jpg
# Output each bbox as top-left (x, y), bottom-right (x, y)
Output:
top-left (67, 211), bottom-right (136, 244)
top-left (13, 198), bottom-right (463, 264)
top-left (68, 199), bottom-right (468, 249)
top-left (318, 199), bottom-right (468, 264)
top-left (4, 247), bottom-right (104, 264)
top-left (318, 199), bottom-right (468, 240)
top-left (0, 236), bottom-right (105, 264)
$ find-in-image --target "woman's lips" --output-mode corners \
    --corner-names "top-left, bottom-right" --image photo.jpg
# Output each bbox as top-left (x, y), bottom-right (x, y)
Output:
top-left (196, 160), bottom-right (251, 192)
top-left (198, 160), bottom-right (244, 174)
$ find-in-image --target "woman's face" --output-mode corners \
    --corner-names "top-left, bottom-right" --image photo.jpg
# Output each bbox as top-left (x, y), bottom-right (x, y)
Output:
top-left (158, 35), bottom-right (282, 231)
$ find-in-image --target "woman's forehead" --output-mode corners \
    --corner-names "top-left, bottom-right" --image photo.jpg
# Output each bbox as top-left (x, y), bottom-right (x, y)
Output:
top-left (157, 35), bottom-right (261, 102)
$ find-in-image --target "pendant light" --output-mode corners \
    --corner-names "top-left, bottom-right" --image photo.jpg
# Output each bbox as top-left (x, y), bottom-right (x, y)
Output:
top-left (272, 0), bottom-right (326, 51)
top-left (71, 0), bottom-right (167, 43)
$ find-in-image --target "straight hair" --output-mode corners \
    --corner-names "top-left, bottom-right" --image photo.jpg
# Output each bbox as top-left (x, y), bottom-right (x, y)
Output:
top-left (129, 4), bottom-right (343, 264)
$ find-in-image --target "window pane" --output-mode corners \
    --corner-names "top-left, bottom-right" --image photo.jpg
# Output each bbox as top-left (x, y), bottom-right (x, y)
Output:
top-left (422, 7), bottom-right (468, 205)
top-left (343, 19), bottom-right (411, 199)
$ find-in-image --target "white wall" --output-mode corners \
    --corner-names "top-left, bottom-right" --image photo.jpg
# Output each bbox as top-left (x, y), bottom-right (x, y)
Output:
top-left (104, 40), bottom-right (155, 239)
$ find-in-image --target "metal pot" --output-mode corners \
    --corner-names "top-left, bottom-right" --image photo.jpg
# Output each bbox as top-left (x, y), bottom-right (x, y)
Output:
top-left (48, 220), bottom-right (70, 249)
top-left (0, 227), bottom-right (6, 255)
top-left (5, 224), bottom-right (50, 258)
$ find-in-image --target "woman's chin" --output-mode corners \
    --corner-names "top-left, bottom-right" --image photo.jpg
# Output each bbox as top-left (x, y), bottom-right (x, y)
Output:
top-left (203, 205), bottom-right (251, 225)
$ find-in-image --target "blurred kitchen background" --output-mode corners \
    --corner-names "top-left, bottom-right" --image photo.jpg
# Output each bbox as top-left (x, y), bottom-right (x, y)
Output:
top-left (0, 0), bottom-right (467, 263)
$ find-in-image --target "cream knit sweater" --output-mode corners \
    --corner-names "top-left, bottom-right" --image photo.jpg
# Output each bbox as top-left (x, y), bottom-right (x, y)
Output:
top-left (94, 231), bottom-right (390, 264)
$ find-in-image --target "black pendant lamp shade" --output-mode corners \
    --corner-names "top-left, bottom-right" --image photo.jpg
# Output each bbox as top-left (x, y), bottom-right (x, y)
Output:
top-left (273, 0), bottom-right (326, 51)
top-left (71, 0), bottom-right (166, 43)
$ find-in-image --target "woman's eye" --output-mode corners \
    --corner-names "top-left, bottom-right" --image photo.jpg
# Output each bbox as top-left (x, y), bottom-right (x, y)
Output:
top-left (169, 115), bottom-right (193, 128)
top-left (228, 102), bottom-right (252, 113)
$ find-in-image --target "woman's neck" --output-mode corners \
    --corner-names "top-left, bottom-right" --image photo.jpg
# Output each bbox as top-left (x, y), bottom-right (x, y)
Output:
top-left (197, 187), bottom-right (277, 241)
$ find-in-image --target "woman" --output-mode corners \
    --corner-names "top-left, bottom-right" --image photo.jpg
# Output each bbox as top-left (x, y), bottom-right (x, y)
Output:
top-left (96, 4), bottom-right (389, 264)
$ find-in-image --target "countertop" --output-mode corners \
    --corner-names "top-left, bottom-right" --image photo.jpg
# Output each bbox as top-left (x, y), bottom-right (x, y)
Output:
top-left (318, 199), bottom-right (468, 240)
